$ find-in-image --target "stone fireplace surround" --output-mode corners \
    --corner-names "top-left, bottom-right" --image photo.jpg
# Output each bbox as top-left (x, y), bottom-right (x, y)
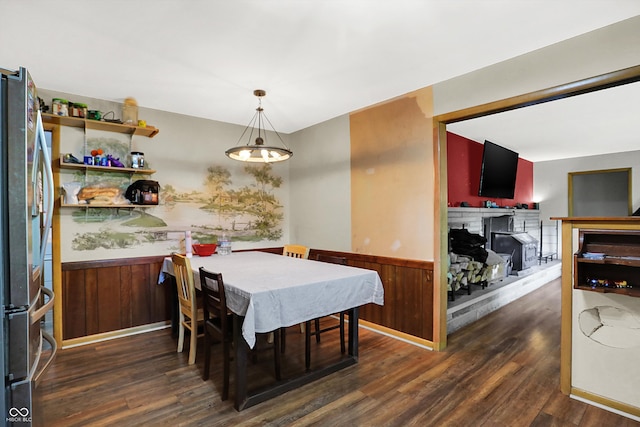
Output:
top-left (448, 207), bottom-right (540, 245)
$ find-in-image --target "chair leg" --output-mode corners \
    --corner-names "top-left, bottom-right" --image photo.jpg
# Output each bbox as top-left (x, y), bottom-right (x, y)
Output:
top-left (339, 312), bottom-right (346, 354)
top-left (314, 318), bottom-right (321, 343)
top-left (305, 320), bottom-right (312, 371)
top-left (177, 314), bottom-right (185, 353)
top-left (203, 330), bottom-right (211, 381)
top-left (188, 322), bottom-right (197, 365)
top-left (222, 338), bottom-right (230, 400)
top-left (273, 330), bottom-right (282, 381)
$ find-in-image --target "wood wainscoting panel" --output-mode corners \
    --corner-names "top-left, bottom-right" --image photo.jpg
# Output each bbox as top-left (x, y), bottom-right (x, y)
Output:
top-left (62, 268), bottom-right (88, 340)
top-left (97, 265), bottom-right (121, 334)
top-left (309, 249), bottom-right (434, 341)
top-left (62, 256), bottom-right (171, 340)
top-left (63, 249), bottom-right (434, 343)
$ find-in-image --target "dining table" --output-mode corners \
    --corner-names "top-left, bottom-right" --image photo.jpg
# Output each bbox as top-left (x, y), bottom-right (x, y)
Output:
top-left (160, 250), bottom-right (384, 410)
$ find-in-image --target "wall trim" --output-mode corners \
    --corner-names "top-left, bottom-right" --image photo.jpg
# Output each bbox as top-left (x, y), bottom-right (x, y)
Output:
top-left (571, 388), bottom-right (640, 421)
top-left (62, 255), bottom-right (168, 270)
top-left (359, 319), bottom-right (433, 351)
top-left (433, 65), bottom-right (640, 355)
top-left (62, 321), bottom-right (170, 349)
top-left (435, 65), bottom-right (640, 125)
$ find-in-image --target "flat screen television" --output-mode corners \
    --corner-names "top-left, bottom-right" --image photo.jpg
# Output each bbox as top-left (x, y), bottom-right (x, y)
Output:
top-left (478, 140), bottom-right (519, 199)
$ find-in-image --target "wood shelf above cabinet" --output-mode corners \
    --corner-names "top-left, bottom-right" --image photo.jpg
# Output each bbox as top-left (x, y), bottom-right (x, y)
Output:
top-left (574, 228), bottom-right (640, 297)
top-left (58, 158), bottom-right (156, 174)
top-left (59, 196), bottom-right (147, 209)
top-left (42, 113), bottom-right (159, 137)
top-left (60, 202), bottom-right (136, 209)
top-left (576, 256), bottom-right (640, 267)
top-left (574, 284), bottom-right (639, 297)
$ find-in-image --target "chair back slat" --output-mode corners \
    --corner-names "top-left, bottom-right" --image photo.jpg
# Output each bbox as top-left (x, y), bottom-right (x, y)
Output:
top-left (171, 253), bottom-right (197, 318)
top-left (283, 244), bottom-right (310, 259)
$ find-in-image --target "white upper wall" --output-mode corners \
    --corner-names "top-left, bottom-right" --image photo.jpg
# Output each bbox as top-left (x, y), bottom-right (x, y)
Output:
top-left (288, 115), bottom-right (352, 251)
top-left (534, 150), bottom-right (640, 220)
top-left (432, 15), bottom-right (640, 116)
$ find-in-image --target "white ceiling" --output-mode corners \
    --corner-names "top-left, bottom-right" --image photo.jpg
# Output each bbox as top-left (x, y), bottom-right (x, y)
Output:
top-left (447, 81), bottom-right (640, 162)
top-left (2, 1), bottom-right (639, 161)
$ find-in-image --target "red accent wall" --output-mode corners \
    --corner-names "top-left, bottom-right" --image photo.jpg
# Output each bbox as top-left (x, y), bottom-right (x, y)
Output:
top-left (447, 132), bottom-right (533, 208)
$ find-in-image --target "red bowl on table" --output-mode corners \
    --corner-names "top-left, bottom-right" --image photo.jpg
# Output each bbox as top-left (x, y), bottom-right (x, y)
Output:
top-left (192, 243), bottom-right (217, 257)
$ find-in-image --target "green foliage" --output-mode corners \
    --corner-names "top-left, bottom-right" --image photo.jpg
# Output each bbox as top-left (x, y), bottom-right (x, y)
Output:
top-left (72, 229), bottom-right (139, 250)
top-left (197, 163), bottom-right (284, 242)
top-left (71, 208), bottom-right (133, 222)
top-left (121, 211), bottom-right (167, 227)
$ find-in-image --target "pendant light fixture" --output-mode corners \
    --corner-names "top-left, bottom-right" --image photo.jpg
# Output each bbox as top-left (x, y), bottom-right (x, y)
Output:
top-left (225, 89), bottom-right (292, 163)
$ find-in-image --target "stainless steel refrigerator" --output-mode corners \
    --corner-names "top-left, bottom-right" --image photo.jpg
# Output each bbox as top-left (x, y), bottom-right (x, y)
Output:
top-left (1, 67), bottom-right (55, 426)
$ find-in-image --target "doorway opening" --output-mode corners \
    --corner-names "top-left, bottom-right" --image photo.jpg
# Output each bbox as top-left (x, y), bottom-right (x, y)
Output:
top-left (434, 65), bottom-right (640, 345)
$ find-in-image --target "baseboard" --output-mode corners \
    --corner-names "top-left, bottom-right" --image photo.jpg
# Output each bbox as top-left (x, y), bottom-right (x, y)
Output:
top-left (62, 321), bottom-right (171, 349)
top-left (571, 387), bottom-right (640, 421)
top-left (358, 319), bottom-right (434, 350)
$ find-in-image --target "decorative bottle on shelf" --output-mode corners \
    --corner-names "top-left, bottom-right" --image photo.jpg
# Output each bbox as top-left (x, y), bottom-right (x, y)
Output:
top-left (218, 233), bottom-right (231, 256)
top-left (185, 231), bottom-right (193, 258)
top-left (122, 97), bottom-right (138, 125)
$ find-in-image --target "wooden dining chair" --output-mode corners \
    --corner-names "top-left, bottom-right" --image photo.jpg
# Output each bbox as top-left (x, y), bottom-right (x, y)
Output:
top-left (283, 244), bottom-right (310, 259)
top-left (171, 253), bottom-right (204, 365)
top-left (281, 244), bottom-right (311, 339)
top-left (199, 268), bottom-right (233, 400)
top-left (199, 268), bottom-right (282, 400)
top-left (305, 253), bottom-right (348, 370)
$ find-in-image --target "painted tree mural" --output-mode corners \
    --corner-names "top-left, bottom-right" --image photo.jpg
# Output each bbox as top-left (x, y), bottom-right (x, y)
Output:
top-left (240, 164), bottom-right (283, 240)
top-left (203, 165), bottom-right (232, 222)
top-left (69, 160), bottom-right (284, 252)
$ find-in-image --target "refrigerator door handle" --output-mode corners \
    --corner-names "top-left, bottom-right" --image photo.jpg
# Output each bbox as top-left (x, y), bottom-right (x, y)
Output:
top-left (36, 111), bottom-right (54, 268)
top-left (32, 330), bottom-right (57, 384)
top-left (30, 286), bottom-right (53, 325)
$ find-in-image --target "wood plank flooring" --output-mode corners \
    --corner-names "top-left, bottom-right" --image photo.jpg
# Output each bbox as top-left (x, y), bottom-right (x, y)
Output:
top-left (38, 279), bottom-right (639, 426)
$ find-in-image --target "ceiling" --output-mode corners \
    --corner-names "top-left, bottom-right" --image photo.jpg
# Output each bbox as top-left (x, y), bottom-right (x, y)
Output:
top-left (447, 80), bottom-right (640, 162)
top-left (2, 1), bottom-right (639, 162)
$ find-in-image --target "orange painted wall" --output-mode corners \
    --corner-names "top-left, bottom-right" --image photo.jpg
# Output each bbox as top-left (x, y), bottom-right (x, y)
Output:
top-left (350, 88), bottom-right (435, 260)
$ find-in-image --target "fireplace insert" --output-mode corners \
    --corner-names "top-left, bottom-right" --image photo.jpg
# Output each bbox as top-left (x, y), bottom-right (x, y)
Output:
top-left (491, 231), bottom-right (538, 271)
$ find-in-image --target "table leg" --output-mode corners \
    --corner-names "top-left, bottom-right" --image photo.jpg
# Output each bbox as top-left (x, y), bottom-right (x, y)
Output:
top-left (233, 314), bottom-right (248, 411)
top-left (348, 307), bottom-right (359, 359)
top-left (234, 307), bottom-right (360, 411)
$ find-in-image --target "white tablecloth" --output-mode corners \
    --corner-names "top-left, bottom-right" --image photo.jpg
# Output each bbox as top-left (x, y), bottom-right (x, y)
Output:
top-left (160, 251), bottom-right (384, 348)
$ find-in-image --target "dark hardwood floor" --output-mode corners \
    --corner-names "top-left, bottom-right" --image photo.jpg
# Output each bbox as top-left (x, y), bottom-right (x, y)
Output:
top-left (38, 279), bottom-right (639, 426)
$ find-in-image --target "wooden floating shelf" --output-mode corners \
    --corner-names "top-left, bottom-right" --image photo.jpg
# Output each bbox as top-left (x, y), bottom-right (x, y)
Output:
top-left (60, 202), bottom-right (136, 209)
top-left (43, 113), bottom-right (159, 137)
top-left (59, 158), bottom-right (156, 174)
top-left (574, 285), bottom-right (639, 297)
top-left (59, 197), bottom-right (145, 209)
top-left (574, 228), bottom-right (640, 298)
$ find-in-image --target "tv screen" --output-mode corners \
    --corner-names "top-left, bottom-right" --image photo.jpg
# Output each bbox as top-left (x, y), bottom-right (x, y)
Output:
top-left (478, 140), bottom-right (519, 199)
